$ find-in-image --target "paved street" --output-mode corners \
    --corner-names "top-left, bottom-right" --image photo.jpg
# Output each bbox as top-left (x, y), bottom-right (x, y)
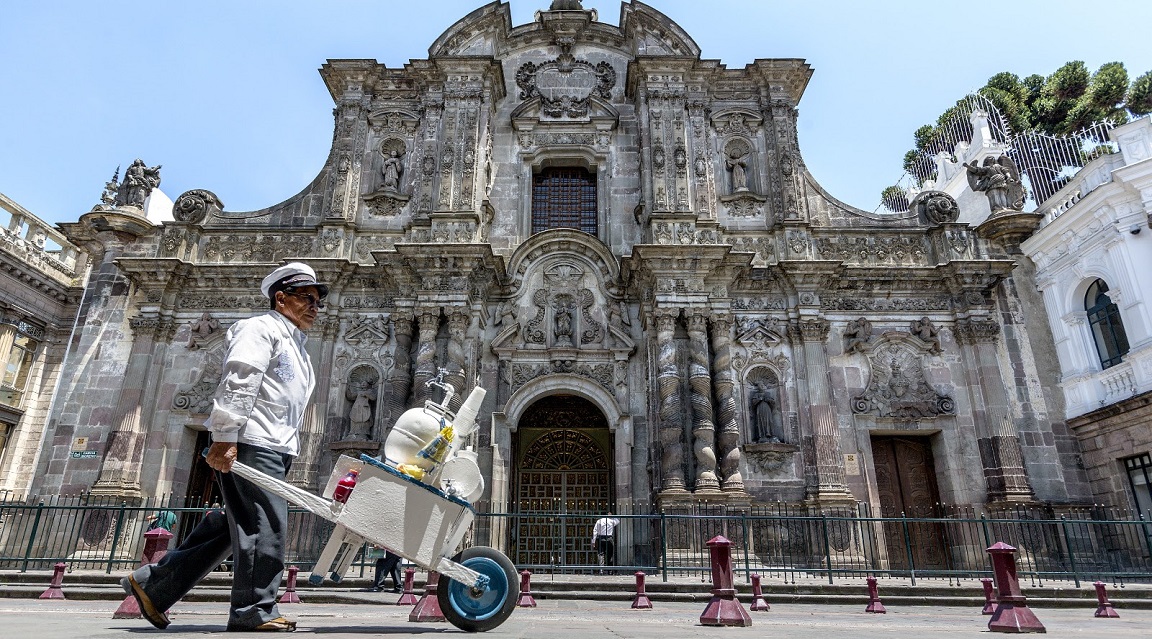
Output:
top-left (0, 599), bottom-right (1147, 638)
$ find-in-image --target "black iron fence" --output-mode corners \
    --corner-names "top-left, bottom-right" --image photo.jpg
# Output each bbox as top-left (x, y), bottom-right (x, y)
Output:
top-left (2, 495), bottom-right (1150, 587)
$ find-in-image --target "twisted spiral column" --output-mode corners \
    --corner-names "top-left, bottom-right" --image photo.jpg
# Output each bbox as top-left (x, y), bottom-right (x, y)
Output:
top-left (710, 315), bottom-right (743, 492)
top-left (688, 313), bottom-right (720, 492)
top-left (387, 311), bottom-right (414, 426)
top-left (655, 310), bottom-right (686, 493)
top-left (411, 310), bottom-right (441, 407)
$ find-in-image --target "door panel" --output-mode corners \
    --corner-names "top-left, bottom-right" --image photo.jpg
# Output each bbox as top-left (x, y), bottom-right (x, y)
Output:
top-left (872, 436), bottom-right (946, 570)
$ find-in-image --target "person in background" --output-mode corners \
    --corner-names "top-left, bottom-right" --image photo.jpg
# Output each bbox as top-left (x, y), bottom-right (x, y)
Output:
top-left (591, 512), bottom-right (620, 570)
top-left (120, 262), bottom-right (327, 633)
top-left (369, 546), bottom-right (403, 593)
top-left (147, 510), bottom-right (178, 533)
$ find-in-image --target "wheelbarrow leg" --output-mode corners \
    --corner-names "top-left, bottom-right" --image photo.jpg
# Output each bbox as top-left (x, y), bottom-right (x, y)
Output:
top-left (309, 524), bottom-right (364, 585)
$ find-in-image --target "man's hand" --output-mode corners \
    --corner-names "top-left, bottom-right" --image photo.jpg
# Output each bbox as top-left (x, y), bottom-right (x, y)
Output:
top-left (207, 442), bottom-right (238, 473)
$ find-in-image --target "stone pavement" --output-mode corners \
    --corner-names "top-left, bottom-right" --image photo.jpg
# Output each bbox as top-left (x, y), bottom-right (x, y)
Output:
top-left (0, 599), bottom-right (1147, 638)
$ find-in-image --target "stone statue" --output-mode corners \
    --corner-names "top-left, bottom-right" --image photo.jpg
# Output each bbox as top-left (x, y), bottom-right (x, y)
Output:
top-left (186, 312), bottom-right (220, 348)
top-left (382, 150), bottom-right (403, 192)
top-left (911, 316), bottom-right (942, 354)
top-left (550, 0), bottom-right (583, 9)
top-left (494, 301), bottom-right (517, 327)
top-left (114, 159), bottom-right (162, 209)
top-left (844, 317), bottom-right (872, 353)
top-left (726, 150), bottom-right (749, 192)
top-left (348, 392), bottom-right (373, 438)
top-left (964, 155), bottom-right (1024, 212)
top-left (749, 380), bottom-right (782, 443)
top-left (99, 167), bottom-right (120, 207)
top-left (554, 303), bottom-right (574, 347)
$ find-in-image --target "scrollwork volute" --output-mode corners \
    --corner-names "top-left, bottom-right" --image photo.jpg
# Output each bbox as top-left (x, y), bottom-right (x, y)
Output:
top-left (172, 189), bottom-right (224, 223)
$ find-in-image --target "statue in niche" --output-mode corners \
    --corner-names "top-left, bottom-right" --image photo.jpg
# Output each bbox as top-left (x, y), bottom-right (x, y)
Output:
top-left (843, 317), bottom-right (872, 353)
top-left (554, 299), bottom-right (574, 347)
top-left (186, 312), bottom-right (221, 348)
top-left (910, 317), bottom-right (942, 354)
top-left (344, 366), bottom-right (379, 440)
top-left (749, 379), bottom-right (784, 443)
top-left (114, 159), bottom-right (162, 208)
top-left (964, 155), bottom-right (1024, 212)
top-left (726, 149), bottom-right (749, 193)
top-left (381, 150), bottom-right (404, 192)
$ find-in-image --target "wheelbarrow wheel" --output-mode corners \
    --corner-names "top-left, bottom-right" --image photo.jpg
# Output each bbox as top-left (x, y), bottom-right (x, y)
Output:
top-left (438, 546), bottom-right (517, 632)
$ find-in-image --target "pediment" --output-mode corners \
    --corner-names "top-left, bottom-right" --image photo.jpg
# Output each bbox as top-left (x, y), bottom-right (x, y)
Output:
top-left (511, 96), bottom-right (620, 129)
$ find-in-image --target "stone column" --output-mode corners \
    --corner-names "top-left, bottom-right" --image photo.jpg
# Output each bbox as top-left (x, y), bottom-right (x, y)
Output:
top-left (793, 317), bottom-right (851, 502)
top-left (411, 309), bottom-right (441, 407)
top-left (710, 314), bottom-right (743, 492)
top-left (386, 311), bottom-right (414, 428)
top-left (655, 310), bottom-right (686, 493)
top-left (290, 315), bottom-right (340, 489)
top-left (89, 316), bottom-right (167, 499)
top-left (955, 318), bottom-right (1035, 503)
top-left (688, 313), bottom-right (720, 492)
top-left (444, 309), bottom-right (469, 414)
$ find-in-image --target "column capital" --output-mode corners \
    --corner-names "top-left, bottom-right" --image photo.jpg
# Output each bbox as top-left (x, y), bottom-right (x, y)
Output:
top-left (954, 318), bottom-right (1001, 344)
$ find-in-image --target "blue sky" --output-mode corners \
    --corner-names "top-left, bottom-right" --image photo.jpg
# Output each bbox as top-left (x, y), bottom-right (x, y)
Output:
top-left (3, 1), bottom-right (1151, 224)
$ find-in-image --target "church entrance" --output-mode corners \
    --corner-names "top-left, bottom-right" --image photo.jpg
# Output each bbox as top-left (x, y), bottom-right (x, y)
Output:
top-left (512, 395), bottom-right (612, 569)
top-left (871, 434), bottom-right (947, 571)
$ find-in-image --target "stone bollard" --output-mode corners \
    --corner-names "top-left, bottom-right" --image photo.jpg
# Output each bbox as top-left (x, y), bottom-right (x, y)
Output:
top-left (699, 535), bottom-right (752, 627)
top-left (986, 542), bottom-right (1046, 633)
top-left (279, 566), bottom-right (302, 604)
top-left (749, 573), bottom-right (769, 611)
top-left (981, 578), bottom-right (997, 615)
top-left (865, 576), bottom-right (887, 613)
top-left (396, 567), bottom-right (419, 605)
top-left (39, 562), bottom-right (67, 599)
top-left (409, 571), bottom-right (446, 622)
top-left (1093, 581), bottom-right (1119, 618)
top-left (114, 528), bottom-right (174, 619)
top-left (631, 571), bottom-right (653, 610)
top-left (517, 570), bottom-right (537, 607)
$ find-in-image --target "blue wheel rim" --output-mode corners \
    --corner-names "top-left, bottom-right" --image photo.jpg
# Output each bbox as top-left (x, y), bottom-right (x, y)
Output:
top-left (446, 556), bottom-right (510, 621)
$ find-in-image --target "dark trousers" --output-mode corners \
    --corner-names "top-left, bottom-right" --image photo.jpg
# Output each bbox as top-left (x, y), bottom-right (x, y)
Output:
top-left (129, 444), bottom-right (292, 629)
top-left (595, 535), bottom-right (615, 566)
top-left (372, 552), bottom-right (402, 590)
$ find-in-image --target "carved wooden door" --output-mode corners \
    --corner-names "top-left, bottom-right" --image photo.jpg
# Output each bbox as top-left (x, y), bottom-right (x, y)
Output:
top-left (872, 436), bottom-right (947, 571)
top-left (513, 396), bottom-right (612, 569)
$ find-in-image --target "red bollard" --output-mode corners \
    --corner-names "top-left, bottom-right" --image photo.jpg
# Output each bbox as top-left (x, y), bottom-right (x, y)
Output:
top-left (39, 562), bottom-right (67, 599)
top-left (865, 576), bottom-right (887, 613)
top-left (1093, 581), bottom-right (1119, 618)
top-left (986, 542), bottom-right (1046, 633)
top-left (981, 578), bottom-right (997, 615)
top-left (279, 565), bottom-right (301, 604)
top-left (749, 573), bottom-right (769, 611)
top-left (114, 528), bottom-right (174, 619)
top-left (517, 570), bottom-right (537, 607)
top-left (631, 571), bottom-right (653, 610)
top-left (395, 567), bottom-right (418, 605)
top-left (409, 571), bottom-right (446, 622)
top-left (699, 535), bottom-right (752, 627)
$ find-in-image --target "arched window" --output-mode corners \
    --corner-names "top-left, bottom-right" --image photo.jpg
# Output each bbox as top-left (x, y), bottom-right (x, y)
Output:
top-left (531, 167), bottom-right (597, 236)
top-left (1085, 279), bottom-right (1129, 369)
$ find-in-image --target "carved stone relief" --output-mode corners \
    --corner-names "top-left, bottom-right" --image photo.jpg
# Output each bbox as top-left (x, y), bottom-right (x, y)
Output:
top-left (852, 342), bottom-right (954, 419)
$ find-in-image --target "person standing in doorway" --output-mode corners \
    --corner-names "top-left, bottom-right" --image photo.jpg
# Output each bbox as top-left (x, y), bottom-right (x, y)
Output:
top-left (121, 262), bottom-right (327, 632)
top-left (591, 512), bottom-right (620, 570)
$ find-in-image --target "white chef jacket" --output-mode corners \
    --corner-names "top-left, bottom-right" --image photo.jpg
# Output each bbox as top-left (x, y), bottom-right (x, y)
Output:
top-left (207, 311), bottom-right (315, 456)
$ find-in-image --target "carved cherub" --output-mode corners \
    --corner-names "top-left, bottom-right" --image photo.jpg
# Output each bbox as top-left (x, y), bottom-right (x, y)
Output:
top-left (843, 317), bottom-right (872, 353)
top-left (964, 155), bottom-right (1024, 212)
top-left (910, 316), bottom-right (942, 354)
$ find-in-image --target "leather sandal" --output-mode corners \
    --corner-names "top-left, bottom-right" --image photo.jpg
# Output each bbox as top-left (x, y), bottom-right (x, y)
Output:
top-left (120, 575), bottom-right (171, 630)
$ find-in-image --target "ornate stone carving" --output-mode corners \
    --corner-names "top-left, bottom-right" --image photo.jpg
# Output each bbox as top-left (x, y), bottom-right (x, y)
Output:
top-left (173, 346), bottom-right (224, 414)
top-left (172, 189), bottom-right (223, 223)
top-left (909, 317), bottom-right (942, 354)
top-left (509, 361), bottom-right (613, 393)
top-left (852, 343), bottom-right (955, 419)
top-left (525, 289), bottom-right (548, 345)
top-left (363, 190), bottom-right (409, 217)
top-left (954, 318), bottom-right (1000, 344)
top-left (910, 190), bottom-right (959, 225)
top-left (748, 369), bottom-right (784, 443)
top-left (186, 312), bottom-right (221, 349)
top-left (345, 315), bottom-right (391, 345)
top-left (516, 57), bottom-right (615, 119)
top-left (345, 365), bottom-right (380, 441)
top-left (577, 289), bottom-right (603, 345)
top-left (964, 155), bottom-right (1025, 213)
top-left (843, 317), bottom-right (872, 353)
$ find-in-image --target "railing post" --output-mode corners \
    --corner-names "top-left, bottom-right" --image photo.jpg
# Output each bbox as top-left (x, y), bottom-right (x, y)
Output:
top-left (1058, 515), bottom-right (1079, 588)
top-left (901, 511), bottom-right (916, 586)
top-left (660, 512), bottom-right (668, 583)
top-left (741, 512), bottom-right (751, 582)
top-left (21, 500), bottom-right (45, 573)
top-left (821, 514), bottom-right (833, 585)
top-left (105, 501), bottom-right (129, 574)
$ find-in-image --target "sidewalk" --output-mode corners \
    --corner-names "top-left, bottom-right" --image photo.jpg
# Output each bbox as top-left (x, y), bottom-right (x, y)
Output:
top-left (0, 599), bottom-right (1148, 638)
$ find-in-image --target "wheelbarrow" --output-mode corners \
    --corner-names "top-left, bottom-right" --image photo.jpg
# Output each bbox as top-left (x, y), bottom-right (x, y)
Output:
top-left (226, 452), bottom-right (516, 632)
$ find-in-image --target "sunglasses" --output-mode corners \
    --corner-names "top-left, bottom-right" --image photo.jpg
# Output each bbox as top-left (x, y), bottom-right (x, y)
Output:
top-left (283, 291), bottom-right (325, 309)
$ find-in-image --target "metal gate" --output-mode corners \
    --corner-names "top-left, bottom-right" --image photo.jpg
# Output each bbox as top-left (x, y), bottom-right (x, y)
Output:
top-left (514, 427), bottom-right (611, 568)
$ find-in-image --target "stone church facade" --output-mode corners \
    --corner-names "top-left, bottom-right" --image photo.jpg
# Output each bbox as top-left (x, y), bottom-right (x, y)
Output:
top-left (27, 2), bottom-right (1091, 556)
